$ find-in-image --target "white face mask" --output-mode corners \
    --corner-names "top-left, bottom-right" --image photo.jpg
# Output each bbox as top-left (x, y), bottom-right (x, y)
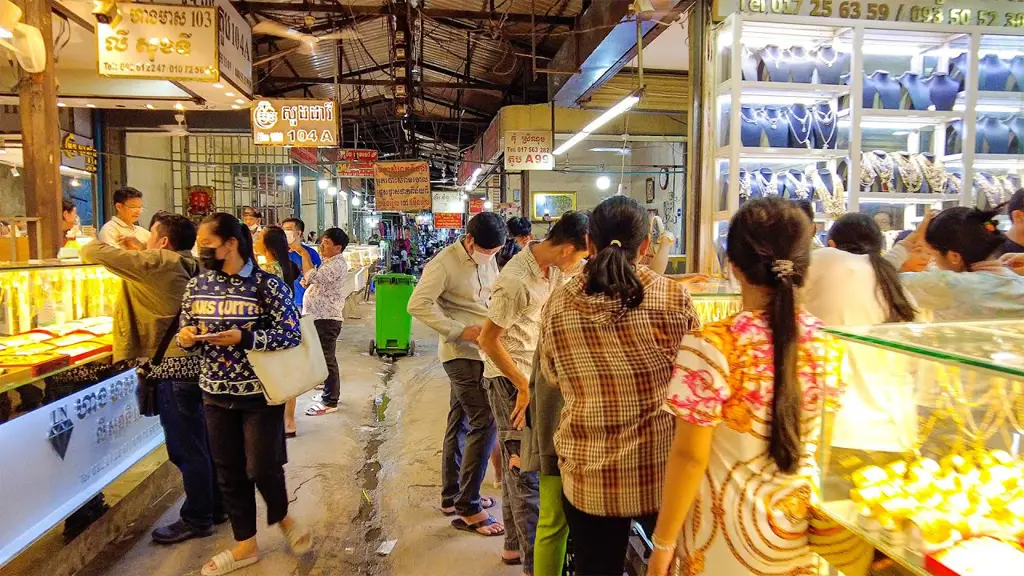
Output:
top-left (471, 249), bottom-right (494, 267)
top-left (285, 230), bottom-right (299, 244)
top-left (248, 223), bottom-right (259, 232)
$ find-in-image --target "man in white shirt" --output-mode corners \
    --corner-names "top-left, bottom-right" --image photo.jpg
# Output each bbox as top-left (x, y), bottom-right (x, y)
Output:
top-left (407, 212), bottom-right (506, 537)
top-left (477, 212), bottom-right (589, 570)
top-left (97, 187), bottom-right (151, 247)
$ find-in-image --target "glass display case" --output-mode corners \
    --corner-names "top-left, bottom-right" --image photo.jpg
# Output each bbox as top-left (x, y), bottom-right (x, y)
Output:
top-left (819, 320), bottom-right (1024, 576)
top-left (686, 278), bottom-right (742, 324)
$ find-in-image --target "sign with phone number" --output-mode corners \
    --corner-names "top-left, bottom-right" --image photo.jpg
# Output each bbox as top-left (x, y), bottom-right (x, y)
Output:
top-left (719, 0), bottom-right (1024, 27)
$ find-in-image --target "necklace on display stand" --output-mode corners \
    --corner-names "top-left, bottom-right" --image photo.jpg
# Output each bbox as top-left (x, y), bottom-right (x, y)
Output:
top-left (739, 169), bottom-right (753, 201)
top-left (975, 172), bottom-right (1004, 207)
top-left (755, 169), bottom-right (779, 197)
top-left (787, 105), bottom-right (813, 148)
top-left (812, 105), bottom-right (837, 149)
top-left (869, 151), bottom-right (896, 192)
top-left (948, 171), bottom-right (962, 196)
top-left (860, 152), bottom-right (879, 191)
top-left (914, 154), bottom-right (949, 194)
top-left (1002, 174), bottom-right (1021, 198)
top-left (891, 152), bottom-right (923, 193)
top-left (812, 170), bottom-right (846, 218)
top-left (787, 170), bottom-right (812, 200)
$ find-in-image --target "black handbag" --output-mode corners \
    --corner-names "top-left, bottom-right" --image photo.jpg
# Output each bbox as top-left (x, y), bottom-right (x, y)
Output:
top-left (135, 312), bottom-right (181, 417)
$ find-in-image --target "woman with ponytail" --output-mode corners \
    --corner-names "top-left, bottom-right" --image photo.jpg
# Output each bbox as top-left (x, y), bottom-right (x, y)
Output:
top-left (649, 198), bottom-right (843, 576)
top-left (887, 206), bottom-right (1024, 320)
top-left (538, 196), bottom-right (699, 575)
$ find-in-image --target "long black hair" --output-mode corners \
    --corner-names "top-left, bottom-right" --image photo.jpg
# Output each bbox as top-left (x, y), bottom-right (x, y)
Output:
top-left (828, 213), bottom-right (916, 322)
top-left (726, 198), bottom-right (810, 474)
top-left (583, 196), bottom-right (649, 309)
top-left (202, 212), bottom-right (255, 264)
top-left (926, 206), bottom-right (1007, 269)
top-left (261, 225), bottom-right (299, 286)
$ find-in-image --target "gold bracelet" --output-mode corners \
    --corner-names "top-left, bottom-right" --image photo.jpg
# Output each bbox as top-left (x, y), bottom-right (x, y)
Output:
top-left (651, 534), bottom-right (676, 552)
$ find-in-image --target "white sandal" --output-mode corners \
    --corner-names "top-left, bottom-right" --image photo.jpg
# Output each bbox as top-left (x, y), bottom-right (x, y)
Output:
top-left (283, 523), bottom-right (312, 555)
top-left (200, 550), bottom-right (259, 576)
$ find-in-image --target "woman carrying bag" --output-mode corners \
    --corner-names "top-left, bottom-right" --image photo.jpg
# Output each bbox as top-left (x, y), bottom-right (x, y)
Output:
top-left (178, 212), bottom-right (312, 576)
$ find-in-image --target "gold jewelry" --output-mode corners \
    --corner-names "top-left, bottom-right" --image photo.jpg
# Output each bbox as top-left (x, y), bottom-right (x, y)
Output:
top-left (652, 534), bottom-right (676, 552)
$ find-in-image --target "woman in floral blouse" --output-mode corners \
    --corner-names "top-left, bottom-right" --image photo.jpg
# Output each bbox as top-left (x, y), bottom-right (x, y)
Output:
top-left (648, 198), bottom-right (842, 576)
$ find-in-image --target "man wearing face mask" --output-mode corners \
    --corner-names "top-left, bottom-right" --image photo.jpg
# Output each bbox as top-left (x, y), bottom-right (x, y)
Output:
top-left (408, 212), bottom-right (507, 537)
top-left (82, 214), bottom-right (224, 544)
top-left (241, 207), bottom-right (263, 236)
top-left (282, 217), bottom-right (322, 309)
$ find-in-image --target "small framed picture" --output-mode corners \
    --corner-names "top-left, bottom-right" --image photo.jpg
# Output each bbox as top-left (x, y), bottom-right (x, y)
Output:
top-left (645, 178), bottom-right (656, 204)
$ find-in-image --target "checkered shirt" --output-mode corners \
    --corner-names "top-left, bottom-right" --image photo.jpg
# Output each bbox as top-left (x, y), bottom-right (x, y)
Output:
top-left (540, 265), bottom-right (700, 517)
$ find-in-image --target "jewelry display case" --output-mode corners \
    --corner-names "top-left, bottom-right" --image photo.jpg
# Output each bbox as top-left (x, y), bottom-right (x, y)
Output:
top-left (686, 279), bottom-right (742, 324)
top-left (819, 320), bottom-right (1024, 576)
top-left (702, 3), bottom-right (1024, 274)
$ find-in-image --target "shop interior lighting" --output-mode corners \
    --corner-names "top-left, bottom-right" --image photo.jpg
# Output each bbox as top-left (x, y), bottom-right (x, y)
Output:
top-left (10, 166), bottom-right (18, 177)
top-left (589, 147), bottom-right (632, 155)
top-left (318, 179), bottom-right (328, 189)
top-left (596, 175), bottom-right (611, 190)
top-left (86, 103), bottom-right (95, 108)
top-left (56, 102), bottom-right (65, 107)
top-left (145, 104), bottom-right (154, 109)
top-left (327, 186), bottom-right (337, 196)
top-left (460, 192), bottom-right (468, 200)
top-left (283, 174), bottom-right (297, 186)
top-left (213, 83), bottom-right (223, 89)
top-left (464, 167), bottom-right (483, 192)
top-left (225, 91), bottom-right (234, 97)
top-left (483, 200), bottom-right (493, 210)
top-left (174, 102), bottom-right (184, 110)
top-left (231, 105), bottom-right (241, 109)
top-left (70, 178), bottom-right (80, 187)
top-left (553, 88), bottom-right (642, 155)
top-left (234, 99), bottom-right (244, 104)
top-left (351, 196), bottom-right (361, 206)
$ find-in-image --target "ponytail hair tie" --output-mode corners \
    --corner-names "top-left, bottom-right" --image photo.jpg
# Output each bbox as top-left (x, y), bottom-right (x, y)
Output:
top-left (610, 240), bottom-right (622, 247)
top-left (772, 259), bottom-right (795, 279)
top-left (984, 221), bottom-right (997, 232)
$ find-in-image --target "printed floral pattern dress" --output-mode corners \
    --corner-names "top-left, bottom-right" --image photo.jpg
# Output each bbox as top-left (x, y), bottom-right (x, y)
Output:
top-left (663, 310), bottom-right (843, 576)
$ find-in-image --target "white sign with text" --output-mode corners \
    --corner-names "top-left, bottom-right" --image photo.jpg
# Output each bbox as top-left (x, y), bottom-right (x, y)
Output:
top-left (504, 130), bottom-right (554, 171)
top-left (97, 3), bottom-right (219, 81)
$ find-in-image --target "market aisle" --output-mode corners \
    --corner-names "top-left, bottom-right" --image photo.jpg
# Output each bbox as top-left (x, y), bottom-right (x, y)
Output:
top-left (80, 300), bottom-right (518, 576)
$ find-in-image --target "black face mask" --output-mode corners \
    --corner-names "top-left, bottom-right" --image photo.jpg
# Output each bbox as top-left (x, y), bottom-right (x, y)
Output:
top-left (199, 247), bottom-right (225, 271)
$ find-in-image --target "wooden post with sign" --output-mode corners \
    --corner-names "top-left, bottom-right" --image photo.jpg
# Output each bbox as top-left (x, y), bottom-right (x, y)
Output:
top-left (16, 0), bottom-right (62, 258)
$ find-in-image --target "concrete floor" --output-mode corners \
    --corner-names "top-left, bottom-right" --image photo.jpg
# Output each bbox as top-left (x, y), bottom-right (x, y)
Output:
top-left (80, 300), bottom-right (520, 576)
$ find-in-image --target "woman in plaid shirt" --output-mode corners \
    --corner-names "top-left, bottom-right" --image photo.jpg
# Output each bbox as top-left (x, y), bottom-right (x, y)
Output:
top-left (539, 196), bottom-right (700, 575)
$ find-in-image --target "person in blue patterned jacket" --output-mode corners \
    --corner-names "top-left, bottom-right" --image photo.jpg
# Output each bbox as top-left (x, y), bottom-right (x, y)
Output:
top-left (178, 212), bottom-right (311, 576)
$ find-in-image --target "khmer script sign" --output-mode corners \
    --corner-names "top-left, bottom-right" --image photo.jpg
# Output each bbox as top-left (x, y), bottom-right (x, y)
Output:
top-left (250, 99), bottom-right (339, 147)
top-left (97, 2), bottom-right (219, 81)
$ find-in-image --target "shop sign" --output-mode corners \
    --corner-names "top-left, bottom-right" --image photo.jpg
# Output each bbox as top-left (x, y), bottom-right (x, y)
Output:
top-left (0, 370), bottom-right (164, 567)
top-left (338, 149), bottom-right (379, 163)
top-left (289, 147), bottom-right (319, 167)
top-left (333, 149), bottom-right (378, 178)
top-left (469, 198), bottom-right (485, 214)
top-left (716, 0), bottom-right (1024, 27)
top-left (432, 191), bottom-right (463, 214)
top-left (60, 132), bottom-right (98, 173)
top-left (374, 161), bottom-right (431, 211)
top-left (97, 3), bottom-right (219, 81)
top-left (179, 0), bottom-right (252, 94)
top-left (251, 99), bottom-right (338, 147)
top-left (433, 213), bottom-right (463, 229)
top-left (504, 130), bottom-right (554, 171)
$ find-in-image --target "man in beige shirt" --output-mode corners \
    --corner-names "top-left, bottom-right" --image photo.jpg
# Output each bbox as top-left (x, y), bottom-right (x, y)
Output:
top-left (478, 211), bottom-right (589, 571)
top-left (407, 212), bottom-right (505, 537)
top-left (97, 187), bottom-right (151, 247)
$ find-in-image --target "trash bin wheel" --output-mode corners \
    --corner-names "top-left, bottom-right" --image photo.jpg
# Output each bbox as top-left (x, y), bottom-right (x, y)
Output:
top-left (369, 340), bottom-right (377, 357)
top-left (407, 340), bottom-right (416, 357)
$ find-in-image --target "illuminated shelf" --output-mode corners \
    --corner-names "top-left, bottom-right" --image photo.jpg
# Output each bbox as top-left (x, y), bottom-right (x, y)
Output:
top-left (718, 81), bottom-right (850, 102)
top-left (859, 193), bottom-right (961, 204)
top-left (944, 153), bottom-right (1024, 169)
top-left (819, 501), bottom-right (929, 576)
top-left (715, 147), bottom-right (848, 163)
top-left (839, 108), bottom-right (963, 128)
top-left (955, 91), bottom-right (1024, 113)
top-left (0, 352), bottom-right (113, 395)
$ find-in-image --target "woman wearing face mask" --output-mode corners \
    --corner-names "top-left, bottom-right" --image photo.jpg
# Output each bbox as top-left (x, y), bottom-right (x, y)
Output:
top-left (178, 213), bottom-right (310, 576)
top-left (886, 207), bottom-right (1024, 320)
top-left (539, 196), bottom-right (700, 574)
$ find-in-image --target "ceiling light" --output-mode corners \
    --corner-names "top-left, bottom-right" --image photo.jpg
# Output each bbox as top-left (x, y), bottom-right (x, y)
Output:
top-left (86, 103), bottom-right (95, 108)
top-left (483, 200), bottom-right (493, 210)
top-left (318, 179), bottom-right (329, 189)
top-left (145, 104), bottom-right (154, 109)
top-left (351, 196), bottom-right (361, 206)
top-left (70, 177), bottom-right (80, 187)
top-left (231, 105), bottom-right (241, 109)
top-left (327, 186), bottom-right (338, 195)
top-left (0, 148), bottom-right (6, 154)
top-left (554, 89), bottom-right (642, 155)
top-left (225, 91), bottom-right (234, 97)
top-left (234, 99), bottom-right (244, 104)
top-left (596, 175), bottom-right (611, 190)
top-left (893, 131), bottom-right (911, 136)
top-left (57, 102), bottom-right (66, 107)
top-left (460, 192), bottom-right (468, 200)
top-left (283, 174), bottom-right (297, 186)
top-left (10, 166), bottom-right (19, 177)
top-left (174, 102), bottom-right (185, 110)
top-left (213, 83), bottom-right (223, 88)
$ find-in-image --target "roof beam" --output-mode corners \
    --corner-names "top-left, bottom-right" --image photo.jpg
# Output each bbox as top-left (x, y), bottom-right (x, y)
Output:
top-left (260, 76), bottom-right (504, 91)
top-left (233, 2), bottom-right (575, 25)
top-left (419, 94), bottom-right (491, 119)
top-left (419, 61), bottom-right (502, 90)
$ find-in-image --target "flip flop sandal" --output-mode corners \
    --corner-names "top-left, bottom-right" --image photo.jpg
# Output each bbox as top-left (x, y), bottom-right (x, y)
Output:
top-left (451, 515), bottom-right (504, 537)
top-left (285, 430), bottom-right (297, 439)
top-left (283, 523), bottom-right (312, 555)
top-left (441, 496), bottom-right (496, 516)
top-left (200, 550), bottom-right (259, 576)
top-left (304, 402), bottom-right (338, 417)
top-left (501, 555), bottom-right (523, 566)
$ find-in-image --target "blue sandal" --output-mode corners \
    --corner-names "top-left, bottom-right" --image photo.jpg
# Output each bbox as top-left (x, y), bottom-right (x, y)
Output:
top-left (451, 514), bottom-right (504, 537)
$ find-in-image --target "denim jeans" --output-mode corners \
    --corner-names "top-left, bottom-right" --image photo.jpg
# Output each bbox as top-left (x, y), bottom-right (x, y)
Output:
top-left (315, 319), bottom-right (343, 406)
top-left (156, 380), bottom-right (222, 530)
top-left (484, 376), bottom-right (540, 575)
top-left (440, 359), bottom-right (496, 517)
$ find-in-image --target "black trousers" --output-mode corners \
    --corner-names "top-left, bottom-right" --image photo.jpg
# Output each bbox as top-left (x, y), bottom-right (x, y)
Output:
top-left (440, 359), bottom-right (496, 517)
top-left (203, 394), bottom-right (289, 541)
top-left (562, 493), bottom-right (657, 576)
top-left (315, 319), bottom-right (343, 406)
top-left (157, 380), bottom-right (222, 529)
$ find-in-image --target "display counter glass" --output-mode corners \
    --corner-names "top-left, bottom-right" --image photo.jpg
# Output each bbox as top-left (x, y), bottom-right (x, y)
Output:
top-left (687, 279), bottom-right (742, 324)
top-left (819, 321), bottom-right (1024, 576)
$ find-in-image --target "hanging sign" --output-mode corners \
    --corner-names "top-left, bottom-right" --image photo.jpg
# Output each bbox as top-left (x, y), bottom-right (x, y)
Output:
top-left (504, 130), bottom-right (554, 171)
top-left (432, 191), bottom-right (464, 214)
top-left (716, 0), bottom-right (1024, 27)
top-left (97, 3), bottom-right (219, 81)
top-left (61, 133), bottom-right (98, 173)
top-left (333, 149), bottom-right (378, 178)
top-left (433, 213), bottom-right (463, 229)
top-left (374, 161), bottom-right (431, 211)
top-left (251, 99), bottom-right (338, 147)
top-left (469, 198), bottom-right (485, 214)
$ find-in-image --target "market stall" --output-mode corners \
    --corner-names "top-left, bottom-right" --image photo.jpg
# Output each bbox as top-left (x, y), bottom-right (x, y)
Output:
top-left (819, 320), bottom-right (1024, 576)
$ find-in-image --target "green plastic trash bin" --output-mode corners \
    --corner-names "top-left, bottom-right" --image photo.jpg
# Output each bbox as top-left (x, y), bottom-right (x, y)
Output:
top-left (371, 273), bottom-right (417, 357)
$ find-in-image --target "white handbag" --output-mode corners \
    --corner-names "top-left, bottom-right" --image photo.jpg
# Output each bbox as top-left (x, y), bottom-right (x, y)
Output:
top-left (246, 314), bottom-right (328, 405)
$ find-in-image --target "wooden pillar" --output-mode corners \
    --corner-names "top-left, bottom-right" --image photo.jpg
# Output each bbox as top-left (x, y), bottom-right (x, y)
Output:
top-left (16, 0), bottom-right (62, 258)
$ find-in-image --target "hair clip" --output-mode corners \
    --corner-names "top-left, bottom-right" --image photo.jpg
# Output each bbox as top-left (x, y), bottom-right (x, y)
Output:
top-left (772, 259), bottom-right (795, 278)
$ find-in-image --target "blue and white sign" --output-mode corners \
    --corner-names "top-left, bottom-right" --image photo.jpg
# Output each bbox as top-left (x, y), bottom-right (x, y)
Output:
top-left (0, 371), bottom-right (164, 567)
